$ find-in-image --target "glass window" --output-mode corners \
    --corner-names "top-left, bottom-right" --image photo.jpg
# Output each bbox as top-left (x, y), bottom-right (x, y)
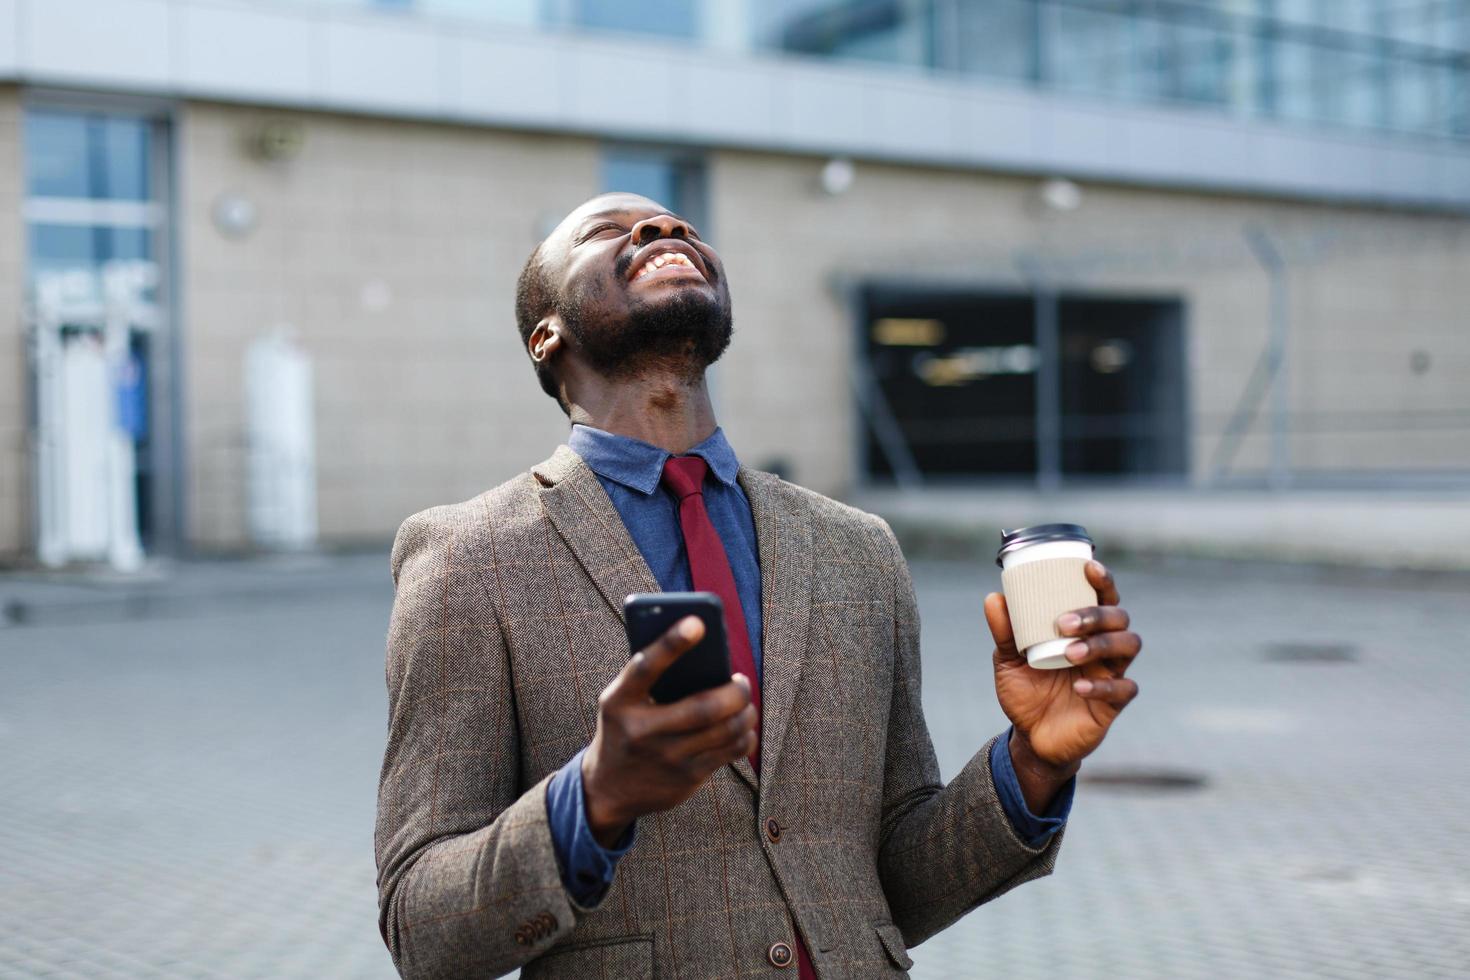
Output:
top-left (563, 0), bottom-right (699, 40)
top-left (25, 109), bottom-right (163, 305)
top-left (1315, 46), bottom-right (1385, 129)
top-left (26, 225), bottom-right (158, 301)
top-left (1161, 19), bottom-right (1235, 106)
top-left (1042, 2), bottom-right (1138, 100)
top-left (1385, 53), bottom-right (1441, 134)
top-left (292, 0), bottom-right (1470, 142)
top-left (757, 0), bottom-right (933, 67)
top-left (25, 111), bottom-right (151, 201)
top-left (601, 148), bottom-right (709, 237)
top-left (954, 0), bottom-right (1037, 83)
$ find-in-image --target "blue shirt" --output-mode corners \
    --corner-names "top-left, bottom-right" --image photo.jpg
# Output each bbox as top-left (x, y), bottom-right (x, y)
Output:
top-left (568, 423), bottom-right (764, 677)
top-left (545, 423), bottom-right (1073, 905)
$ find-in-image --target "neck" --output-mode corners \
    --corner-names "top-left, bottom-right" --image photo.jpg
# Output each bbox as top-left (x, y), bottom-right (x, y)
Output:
top-left (567, 370), bottom-right (718, 455)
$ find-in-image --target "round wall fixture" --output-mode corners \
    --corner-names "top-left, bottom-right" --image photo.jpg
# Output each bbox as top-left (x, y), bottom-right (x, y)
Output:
top-left (1039, 177), bottom-right (1083, 212)
top-left (212, 192), bottom-right (259, 239)
top-left (819, 157), bottom-right (856, 196)
top-left (249, 119), bottom-right (306, 162)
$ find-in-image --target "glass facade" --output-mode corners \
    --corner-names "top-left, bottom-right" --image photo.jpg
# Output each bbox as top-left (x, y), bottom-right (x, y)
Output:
top-left (299, 0), bottom-right (1470, 141)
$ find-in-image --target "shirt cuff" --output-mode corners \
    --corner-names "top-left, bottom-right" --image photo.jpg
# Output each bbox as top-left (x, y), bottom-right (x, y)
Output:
top-left (545, 747), bottom-right (637, 906)
top-left (990, 727), bottom-right (1074, 847)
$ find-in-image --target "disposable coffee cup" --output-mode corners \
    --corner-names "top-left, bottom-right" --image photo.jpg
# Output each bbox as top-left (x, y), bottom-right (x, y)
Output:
top-left (996, 524), bottom-right (1097, 670)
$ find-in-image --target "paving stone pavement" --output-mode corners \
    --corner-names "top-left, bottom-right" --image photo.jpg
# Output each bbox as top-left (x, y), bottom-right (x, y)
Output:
top-left (2, 553), bottom-right (1466, 979)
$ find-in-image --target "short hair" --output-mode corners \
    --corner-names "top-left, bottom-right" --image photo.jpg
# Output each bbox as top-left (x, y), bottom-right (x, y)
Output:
top-left (514, 243), bottom-right (567, 413)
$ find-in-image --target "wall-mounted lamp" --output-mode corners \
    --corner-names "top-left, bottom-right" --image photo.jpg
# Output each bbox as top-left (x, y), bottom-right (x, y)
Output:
top-left (1039, 177), bottom-right (1083, 212)
top-left (212, 192), bottom-right (259, 239)
top-left (820, 157), bottom-right (856, 196)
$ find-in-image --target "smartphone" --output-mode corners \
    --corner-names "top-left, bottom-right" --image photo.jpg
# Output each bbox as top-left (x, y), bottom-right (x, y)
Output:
top-left (623, 592), bottom-right (733, 704)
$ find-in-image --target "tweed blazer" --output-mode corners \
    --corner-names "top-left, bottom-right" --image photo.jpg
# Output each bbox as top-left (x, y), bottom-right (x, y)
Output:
top-left (375, 445), bottom-right (1063, 979)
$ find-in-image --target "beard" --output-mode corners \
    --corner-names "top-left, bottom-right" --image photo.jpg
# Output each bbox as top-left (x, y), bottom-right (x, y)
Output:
top-left (562, 286), bottom-right (733, 385)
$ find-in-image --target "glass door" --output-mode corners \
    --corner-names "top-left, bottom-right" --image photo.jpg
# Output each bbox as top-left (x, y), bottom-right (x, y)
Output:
top-left (24, 106), bottom-right (174, 562)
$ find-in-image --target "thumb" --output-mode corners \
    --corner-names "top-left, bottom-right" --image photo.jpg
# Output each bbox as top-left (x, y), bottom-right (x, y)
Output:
top-left (616, 615), bottom-right (703, 702)
top-left (984, 592), bottom-right (1024, 666)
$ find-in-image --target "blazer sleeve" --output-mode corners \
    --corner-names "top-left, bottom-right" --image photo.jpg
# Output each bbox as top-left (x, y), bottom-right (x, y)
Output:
top-left (871, 520), bottom-right (1065, 947)
top-left (374, 507), bottom-right (587, 979)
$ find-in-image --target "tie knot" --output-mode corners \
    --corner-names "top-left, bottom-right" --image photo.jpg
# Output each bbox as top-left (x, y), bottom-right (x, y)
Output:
top-left (661, 455), bottom-right (709, 500)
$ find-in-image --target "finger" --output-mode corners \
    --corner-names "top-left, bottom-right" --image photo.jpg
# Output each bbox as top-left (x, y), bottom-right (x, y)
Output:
top-left (663, 704), bottom-right (758, 758)
top-left (1055, 605), bottom-right (1130, 638)
top-left (1071, 676), bottom-right (1139, 706)
top-left (1062, 631), bottom-right (1142, 667)
top-left (615, 616), bottom-right (704, 702)
top-left (690, 729), bottom-right (759, 772)
top-left (1085, 560), bottom-right (1120, 606)
top-left (647, 678), bottom-right (753, 736)
top-left (983, 592), bottom-right (1023, 664)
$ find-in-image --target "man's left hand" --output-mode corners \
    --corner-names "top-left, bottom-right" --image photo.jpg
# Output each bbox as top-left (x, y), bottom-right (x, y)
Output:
top-left (984, 560), bottom-right (1142, 797)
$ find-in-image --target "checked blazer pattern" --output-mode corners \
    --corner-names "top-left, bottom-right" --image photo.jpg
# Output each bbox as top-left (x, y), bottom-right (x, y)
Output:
top-left (374, 445), bottom-right (1064, 979)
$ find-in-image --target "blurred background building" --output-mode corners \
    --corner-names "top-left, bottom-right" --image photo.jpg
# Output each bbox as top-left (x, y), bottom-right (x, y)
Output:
top-left (2, 0), bottom-right (1468, 564)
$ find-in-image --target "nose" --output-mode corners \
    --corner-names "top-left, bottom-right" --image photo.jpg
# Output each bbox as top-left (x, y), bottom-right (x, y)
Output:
top-left (630, 213), bottom-right (690, 246)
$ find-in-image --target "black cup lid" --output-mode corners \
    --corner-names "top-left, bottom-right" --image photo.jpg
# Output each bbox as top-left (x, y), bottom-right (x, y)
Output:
top-left (996, 523), bottom-right (1094, 567)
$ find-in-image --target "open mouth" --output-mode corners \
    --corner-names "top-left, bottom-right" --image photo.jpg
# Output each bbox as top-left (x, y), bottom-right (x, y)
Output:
top-left (630, 247), bottom-right (707, 284)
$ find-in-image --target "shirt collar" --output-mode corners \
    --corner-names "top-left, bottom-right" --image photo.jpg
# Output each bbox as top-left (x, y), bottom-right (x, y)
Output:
top-left (568, 423), bottom-right (742, 496)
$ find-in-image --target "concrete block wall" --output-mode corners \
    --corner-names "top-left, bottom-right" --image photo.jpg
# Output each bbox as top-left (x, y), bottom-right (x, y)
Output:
top-left (0, 86), bottom-right (26, 560)
top-left (706, 147), bottom-right (1470, 490)
top-left (178, 103), bottom-right (596, 549)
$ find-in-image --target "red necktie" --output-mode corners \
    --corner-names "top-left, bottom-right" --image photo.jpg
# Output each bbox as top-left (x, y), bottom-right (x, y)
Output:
top-left (661, 456), bottom-right (816, 979)
top-left (661, 455), bottom-right (762, 768)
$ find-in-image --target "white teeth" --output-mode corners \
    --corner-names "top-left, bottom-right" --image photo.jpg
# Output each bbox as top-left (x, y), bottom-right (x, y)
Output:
top-left (635, 251), bottom-right (695, 280)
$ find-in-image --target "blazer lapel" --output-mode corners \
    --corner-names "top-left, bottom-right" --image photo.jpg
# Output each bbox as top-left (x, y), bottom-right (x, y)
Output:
top-left (738, 466), bottom-right (813, 795)
top-left (532, 447), bottom-right (803, 798)
top-left (532, 445), bottom-right (661, 620)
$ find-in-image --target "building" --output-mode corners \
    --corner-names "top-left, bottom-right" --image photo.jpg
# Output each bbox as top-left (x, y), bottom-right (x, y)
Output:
top-left (2, 0), bottom-right (1468, 561)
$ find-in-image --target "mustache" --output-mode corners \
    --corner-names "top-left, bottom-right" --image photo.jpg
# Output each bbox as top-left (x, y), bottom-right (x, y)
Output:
top-left (614, 243), bottom-right (715, 283)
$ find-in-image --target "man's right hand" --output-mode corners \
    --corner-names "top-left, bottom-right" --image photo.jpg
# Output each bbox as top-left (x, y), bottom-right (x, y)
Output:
top-left (581, 615), bottom-right (758, 848)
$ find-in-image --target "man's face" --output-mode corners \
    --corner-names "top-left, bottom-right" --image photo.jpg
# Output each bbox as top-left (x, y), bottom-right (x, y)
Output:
top-left (539, 193), bottom-right (733, 382)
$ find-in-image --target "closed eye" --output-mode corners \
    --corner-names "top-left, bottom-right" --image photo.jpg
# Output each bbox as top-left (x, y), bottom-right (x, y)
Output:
top-left (576, 222), bottom-right (625, 244)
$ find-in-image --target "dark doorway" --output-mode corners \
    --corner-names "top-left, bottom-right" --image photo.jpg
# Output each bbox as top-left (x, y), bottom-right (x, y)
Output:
top-left (864, 290), bottom-right (1036, 477)
top-left (1059, 297), bottom-right (1188, 477)
top-left (861, 286), bottom-right (1187, 482)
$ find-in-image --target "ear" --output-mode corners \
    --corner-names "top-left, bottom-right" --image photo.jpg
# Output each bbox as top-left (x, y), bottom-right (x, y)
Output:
top-left (528, 316), bottom-right (564, 364)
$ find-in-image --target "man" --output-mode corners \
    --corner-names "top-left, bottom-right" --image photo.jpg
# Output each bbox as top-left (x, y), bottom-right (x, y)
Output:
top-left (375, 193), bottom-right (1143, 979)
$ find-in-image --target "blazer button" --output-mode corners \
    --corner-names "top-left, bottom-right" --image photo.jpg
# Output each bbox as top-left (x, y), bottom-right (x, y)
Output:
top-left (767, 942), bottom-right (794, 968)
top-left (765, 817), bottom-right (782, 843)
